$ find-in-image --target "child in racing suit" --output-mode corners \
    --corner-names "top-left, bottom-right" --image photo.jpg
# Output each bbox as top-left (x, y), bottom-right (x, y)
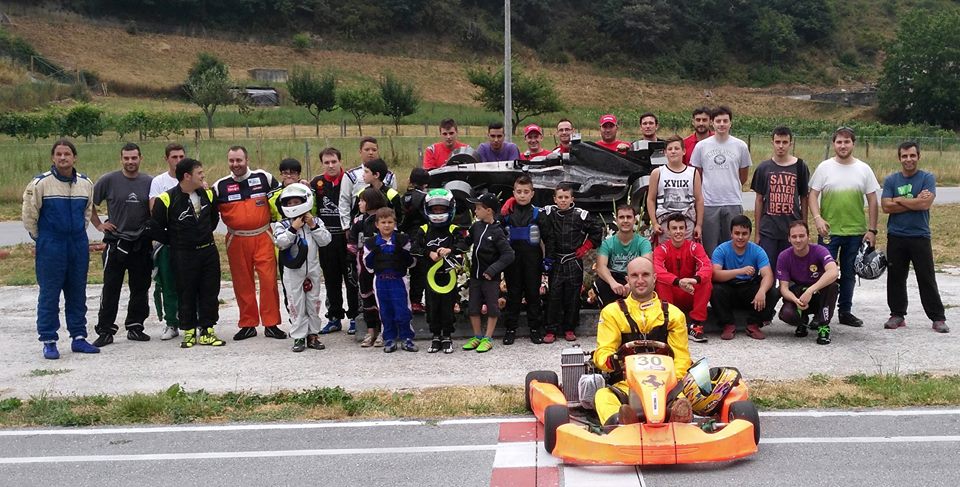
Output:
top-left (363, 207), bottom-right (418, 353)
top-left (348, 187), bottom-right (389, 347)
top-left (273, 184), bottom-right (332, 352)
top-left (411, 188), bottom-right (470, 354)
top-left (400, 168), bottom-right (430, 314)
top-left (593, 257), bottom-right (692, 426)
top-left (540, 183), bottom-right (604, 343)
top-left (500, 174), bottom-right (545, 345)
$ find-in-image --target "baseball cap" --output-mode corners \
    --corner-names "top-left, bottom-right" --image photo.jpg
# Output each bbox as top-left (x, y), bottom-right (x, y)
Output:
top-left (467, 192), bottom-right (499, 210)
top-left (524, 124), bottom-right (543, 136)
top-left (599, 114), bottom-right (618, 126)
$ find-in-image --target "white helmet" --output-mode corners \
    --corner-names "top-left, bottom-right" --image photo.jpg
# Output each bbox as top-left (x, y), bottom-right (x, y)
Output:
top-left (854, 240), bottom-right (887, 280)
top-left (279, 183), bottom-right (314, 219)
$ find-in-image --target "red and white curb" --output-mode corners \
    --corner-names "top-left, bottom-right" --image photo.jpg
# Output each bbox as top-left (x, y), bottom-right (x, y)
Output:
top-left (490, 420), bottom-right (645, 487)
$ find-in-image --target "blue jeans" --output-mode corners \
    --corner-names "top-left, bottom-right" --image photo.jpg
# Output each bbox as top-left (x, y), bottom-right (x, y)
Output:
top-left (819, 235), bottom-right (862, 315)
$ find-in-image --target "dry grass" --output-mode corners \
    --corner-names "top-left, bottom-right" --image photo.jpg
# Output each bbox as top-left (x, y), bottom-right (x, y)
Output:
top-left (7, 13), bottom-right (869, 120)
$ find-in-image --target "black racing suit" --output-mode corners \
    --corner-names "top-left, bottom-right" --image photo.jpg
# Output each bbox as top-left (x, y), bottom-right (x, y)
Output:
top-left (541, 204), bottom-right (604, 334)
top-left (348, 213), bottom-right (381, 333)
top-left (400, 187), bottom-right (429, 306)
top-left (310, 173), bottom-right (359, 321)
top-left (501, 203), bottom-right (544, 337)
top-left (411, 222), bottom-right (469, 337)
top-left (147, 187), bottom-right (221, 331)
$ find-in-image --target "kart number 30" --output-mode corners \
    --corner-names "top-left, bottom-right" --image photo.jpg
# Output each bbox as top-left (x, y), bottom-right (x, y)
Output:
top-left (632, 356), bottom-right (666, 371)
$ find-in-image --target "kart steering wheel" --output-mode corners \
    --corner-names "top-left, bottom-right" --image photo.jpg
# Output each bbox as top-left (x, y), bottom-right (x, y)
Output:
top-left (617, 339), bottom-right (668, 357)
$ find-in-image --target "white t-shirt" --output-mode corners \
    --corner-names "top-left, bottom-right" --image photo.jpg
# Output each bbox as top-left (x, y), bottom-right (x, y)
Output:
top-left (690, 135), bottom-right (751, 206)
top-left (150, 172), bottom-right (178, 198)
top-left (809, 157), bottom-right (880, 236)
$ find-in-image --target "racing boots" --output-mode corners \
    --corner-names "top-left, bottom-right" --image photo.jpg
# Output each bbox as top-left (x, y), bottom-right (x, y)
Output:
top-left (198, 327), bottom-right (225, 346)
top-left (816, 324), bottom-right (831, 345)
top-left (347, 319), bottom-right (357, 335)
top-left (264, 326), bottom-right (287, 339)
top-left (320, 320), bottom-right (342, 334)
top-left (441, 336), bottom-right (454, 354)
top-left (181, 329), bottom-right (197, 348)
top-left (428, 335), bottom-right (443, 353)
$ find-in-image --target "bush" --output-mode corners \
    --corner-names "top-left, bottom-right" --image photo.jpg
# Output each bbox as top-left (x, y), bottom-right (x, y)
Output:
top-left (292, 32), bottom-right (311, 50)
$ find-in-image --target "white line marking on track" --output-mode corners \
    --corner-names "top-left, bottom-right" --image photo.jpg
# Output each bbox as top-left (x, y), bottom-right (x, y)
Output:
top-left (638, 467), bottom-right (647, 487)
top-left (762, 435), bottom-right (960, 444)
top-left (438, 417), bottom-right (535, 425)
top-left (493, 442), bottom-right (538, 468)
top-left (760, 409), bottom-right (960, 418)
top-left (0, 444), bottom-right (500, 464)
top-left (0, 420), bottom-right (428, 437)
top-left (562, 466), bottom-right (642, 487)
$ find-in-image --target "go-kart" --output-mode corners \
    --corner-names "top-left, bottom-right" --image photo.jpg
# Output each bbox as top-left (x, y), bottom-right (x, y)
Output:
top-left (525, 341), bottom-right (760, 465)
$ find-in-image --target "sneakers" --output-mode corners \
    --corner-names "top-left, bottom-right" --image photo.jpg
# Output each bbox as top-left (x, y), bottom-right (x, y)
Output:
top-left (320, 320), bottom-right (342, 334)
top-left (462, 336), bottom-right (482, 351)
top-left (181, 329), bottom-right (197, 348)
top-left (307, 334), bottom-right (325, 350)
top-left (669, 396), bottom-right (694, 423)
top-left (543, 333), bottom-right (556, 344)
top-left (441, 336), bottom-right (454, 354)
top-left (838, 312), bottom-right (863, 327)
top-left (816, 324), bottom-right (831, 345)
top-left (564, 331), bottom-right (577, 342)
top-left (92, 334), bottom-right (114, 348)
top-left (347, 319), bottom-right (357, 335)
top-left (411, 303), bottom-right (426, 315)
top-left (373, 335), bottom-right (384, 347)
top-left (160, 326), bottom-right (179, 340)
top-left (43, 342), bottom-right (60, 360)
top-left (198, 328), bottom-right (225, 346)
top-left (402, 338), bottom-right (419, 352)
top-left (127, 329), bottom-right (151, 341)
top-left (502, 329), bottom-right (516, 345)
top-left (933, 321), bottom-right (950, 333)
top-left (233, 327), bottom-right (257, 340)
top-left (291, 338), bottom-right (307, 352)
top-left (264, 326), bottom-right (287, 339)
top-left (71, 338), bottom-right (100, 354)
top-left (795, 324), bottom-right (809, 338)
top-left (688, 322), bottom-right (707, 343)
top-left (428, 336), bottom-right (442, 353)
top-left (475, 337), bottom-right (493, 353)
top-left (745, 324), bottom-right (766, 340)
top-left (530, 333), bottom-right (544, 345)
top-left (360, 333), bottom-right (375, 348)
top-left (884, 316), bottom-right (906, 329)
top-left (383, 340), bottom-right (398, 353)
top-left (720, 324), bottom-right (736, 340)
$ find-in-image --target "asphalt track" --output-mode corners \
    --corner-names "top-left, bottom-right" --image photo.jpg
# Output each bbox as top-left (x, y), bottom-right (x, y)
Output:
top-left (1, 408), bottom-right (958, 487)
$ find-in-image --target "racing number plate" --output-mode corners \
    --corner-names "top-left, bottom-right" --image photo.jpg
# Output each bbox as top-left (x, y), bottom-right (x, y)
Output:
top-left (632, 356), bottom-right (667, 372)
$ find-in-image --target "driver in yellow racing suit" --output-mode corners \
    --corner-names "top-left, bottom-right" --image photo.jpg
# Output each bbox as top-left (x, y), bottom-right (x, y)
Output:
top-left (593, 256), bottom-right (694, 426)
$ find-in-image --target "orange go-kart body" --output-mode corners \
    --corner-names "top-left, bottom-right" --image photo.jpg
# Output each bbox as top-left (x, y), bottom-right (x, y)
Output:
top-left (528, 354), bottom-right (758, 465)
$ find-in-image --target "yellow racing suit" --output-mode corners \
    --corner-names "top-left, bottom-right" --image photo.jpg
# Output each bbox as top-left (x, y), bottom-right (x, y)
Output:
top-left (593, 293), bottom-right (691, 425)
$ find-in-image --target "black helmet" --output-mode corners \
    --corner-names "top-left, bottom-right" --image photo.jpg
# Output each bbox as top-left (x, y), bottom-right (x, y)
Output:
top-left (854, 240), bottom-right (887, 280)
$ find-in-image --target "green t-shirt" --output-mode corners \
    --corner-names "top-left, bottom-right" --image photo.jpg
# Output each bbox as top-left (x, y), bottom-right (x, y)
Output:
top-left (598, 234), bottom-right (652, 274)
top-left (809, 158), bottom-right (881, 236)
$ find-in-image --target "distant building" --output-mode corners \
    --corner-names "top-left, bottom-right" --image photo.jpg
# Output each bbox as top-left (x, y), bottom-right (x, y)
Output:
top-left (247, 68), bottom-right (288, 83)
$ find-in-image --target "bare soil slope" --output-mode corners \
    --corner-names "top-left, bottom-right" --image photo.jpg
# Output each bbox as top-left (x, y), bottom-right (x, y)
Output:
top-left (9, 13), bottom-right (870, 120)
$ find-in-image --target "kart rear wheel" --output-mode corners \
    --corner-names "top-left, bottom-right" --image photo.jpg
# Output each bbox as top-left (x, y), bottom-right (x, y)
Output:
top-left (728, 400), bottom-right (761, 445)
top-left (525, 370), bottom-right (559, 411)
top-left (544, 404), bottom-right (569, 454)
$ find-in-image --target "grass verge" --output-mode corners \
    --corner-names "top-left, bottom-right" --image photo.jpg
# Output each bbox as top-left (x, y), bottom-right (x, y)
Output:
top-left (1, 374), bottom-right (958, 427)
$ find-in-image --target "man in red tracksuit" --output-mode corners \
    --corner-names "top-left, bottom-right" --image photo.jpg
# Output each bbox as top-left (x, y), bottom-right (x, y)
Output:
top-left (213, 146), bottom-right (286, 341)
top-left (423, 118), bottom-right (469, 170)
top-left (653, 213), bottom-right (713, 343)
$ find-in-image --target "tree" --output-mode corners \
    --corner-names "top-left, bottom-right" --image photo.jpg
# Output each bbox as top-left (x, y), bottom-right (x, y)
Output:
top-left (60, 104), bottom-right (105, 141)
top-left (337, 85), bottom-right (384, 136)
top-left (378, 72), bottom-right (421, 134)
top-left (184, 53), bottom-right (237, 139)
top-left (877, 10), bottom-right (960, 130)
top-left (287, 66), bottom-right (337, 136)
top-left (466, 64), bottom-right (563, 134)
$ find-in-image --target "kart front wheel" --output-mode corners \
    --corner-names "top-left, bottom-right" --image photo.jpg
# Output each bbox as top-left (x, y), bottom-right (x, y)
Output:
top-left (728, 400), bottom-right (761, 445)
top-left (525, 370), bottom-right (559, 411)
top-left (543, 404), bottom-right (569, 454)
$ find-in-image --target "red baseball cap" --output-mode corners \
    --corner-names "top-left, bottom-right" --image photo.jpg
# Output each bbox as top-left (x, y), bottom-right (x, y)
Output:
top-left (599, 114), bottom-right (618, 126)
top-left (524, 124), bottom-right (543, 136)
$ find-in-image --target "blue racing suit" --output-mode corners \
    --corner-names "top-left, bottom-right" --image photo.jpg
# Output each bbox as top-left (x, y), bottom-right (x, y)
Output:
top-left (22, 166), bottom-right (94, 342)
top-left (363, 232), bottom-right (416, 342)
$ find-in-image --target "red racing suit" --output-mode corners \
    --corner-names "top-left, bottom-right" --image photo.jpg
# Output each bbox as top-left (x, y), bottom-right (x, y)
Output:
top-left (652, 239), bottom-right (713, 323)
top-left (213, 168), bottom-right (282, 329)
top-left (423, 141), bottom-right (468, 170)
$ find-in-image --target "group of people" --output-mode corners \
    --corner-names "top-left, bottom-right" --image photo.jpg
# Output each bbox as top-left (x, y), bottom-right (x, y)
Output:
top-left (22, 107), bottom-right (949, 361)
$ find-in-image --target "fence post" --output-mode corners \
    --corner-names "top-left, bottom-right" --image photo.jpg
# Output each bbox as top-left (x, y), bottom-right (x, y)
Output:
top-left (381, 126), bottom-right (385, 136)
top-left (341, 120), bottom-right (346, 137)
top-left (747, 134), bottom-right (751, 152)
top-left (245, 124), bottom-right (250, 138)
top-left (940, 136), bottom-right (943, 156)
top-left (292, 123), bottom-right (296, 139)
top-left (424, 123), bottom-right (428, 135)
top-left (304, 141), bottom-right (311, 176)
top-left (865, 139), bottom-right (869, 159)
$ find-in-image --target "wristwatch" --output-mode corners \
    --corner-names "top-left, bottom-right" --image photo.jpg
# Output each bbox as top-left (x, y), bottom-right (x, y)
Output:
top-left (867, 229), bottom-right (878, 235)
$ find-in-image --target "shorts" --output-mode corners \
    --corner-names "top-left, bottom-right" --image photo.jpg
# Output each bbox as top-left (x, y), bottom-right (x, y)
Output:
top-left (468, 278), bottom-right (501, 317)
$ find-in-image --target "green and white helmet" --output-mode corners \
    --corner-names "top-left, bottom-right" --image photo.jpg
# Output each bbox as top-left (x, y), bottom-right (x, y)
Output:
top-left (424, 188), bottom-right (455, 224)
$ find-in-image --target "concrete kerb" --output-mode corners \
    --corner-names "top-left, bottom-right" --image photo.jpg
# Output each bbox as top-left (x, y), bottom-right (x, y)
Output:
top-left (0, 271), bottom-right (956, 399)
